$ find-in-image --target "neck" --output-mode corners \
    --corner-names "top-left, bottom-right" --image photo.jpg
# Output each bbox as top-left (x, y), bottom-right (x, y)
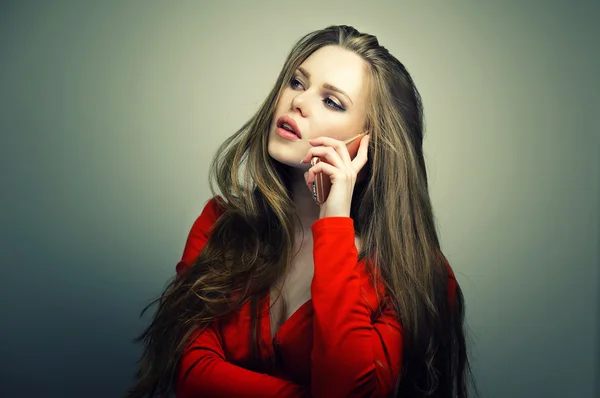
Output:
top-left (287, 167), bottom-right (320, 233)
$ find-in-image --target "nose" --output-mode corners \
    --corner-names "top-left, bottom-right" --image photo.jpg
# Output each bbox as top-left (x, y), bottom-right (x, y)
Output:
top-left (290, 91), bottom-right (308, 117)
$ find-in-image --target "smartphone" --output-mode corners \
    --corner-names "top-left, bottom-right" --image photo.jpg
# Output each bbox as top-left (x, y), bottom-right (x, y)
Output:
top-left (310, 133), bottom-right (366, 204)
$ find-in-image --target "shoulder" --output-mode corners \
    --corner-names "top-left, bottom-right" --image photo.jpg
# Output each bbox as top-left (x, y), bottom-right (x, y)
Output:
top-left (440, 254), bottom-right (457, 285)
top-left (192, 195), bottom-right (226, 229)
top-left (185, 195), bottom-right (227, 242)
top-left (176, 196), bottom-right (226, 275)
top-left (440, 254), bottom-right (459, 306)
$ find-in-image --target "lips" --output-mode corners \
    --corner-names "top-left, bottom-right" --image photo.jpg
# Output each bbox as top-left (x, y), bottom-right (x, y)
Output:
top-left (276, 115), bottom-right (302, 139)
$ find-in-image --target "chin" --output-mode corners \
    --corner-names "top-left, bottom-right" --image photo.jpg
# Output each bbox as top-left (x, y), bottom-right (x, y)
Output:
top-left (267, 143), bottom-right (306, 170)
top-left (268, 150), bottom-right (301, 169)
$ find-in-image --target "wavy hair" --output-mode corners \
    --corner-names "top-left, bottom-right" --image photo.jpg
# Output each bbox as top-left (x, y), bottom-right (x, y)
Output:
top-left (128, 25), bottom-right (475, 397)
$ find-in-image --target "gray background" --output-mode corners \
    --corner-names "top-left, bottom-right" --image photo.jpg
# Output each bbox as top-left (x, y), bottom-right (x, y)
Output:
top-left (1, 1), bottom-right (598, 397)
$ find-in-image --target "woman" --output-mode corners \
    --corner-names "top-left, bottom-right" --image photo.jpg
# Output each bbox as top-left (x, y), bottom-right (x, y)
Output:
top-left (129, 25), bottom-right (474, 397)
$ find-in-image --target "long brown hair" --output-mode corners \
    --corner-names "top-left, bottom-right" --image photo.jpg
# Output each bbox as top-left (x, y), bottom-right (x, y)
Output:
top-left (128, 25), bottom-right (475, 397)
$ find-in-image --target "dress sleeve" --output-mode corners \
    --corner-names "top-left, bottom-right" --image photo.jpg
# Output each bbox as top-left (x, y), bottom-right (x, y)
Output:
top-left (175, 196), bottom-right (222, 277)
top-left (177, 324), bottom-right (310, 398)
top-left (175, 197), bottom-right (310, 398)
top-left (310, 217), bottom-right (403, 398)
top-left (444, 257), bottom-right (458, 309)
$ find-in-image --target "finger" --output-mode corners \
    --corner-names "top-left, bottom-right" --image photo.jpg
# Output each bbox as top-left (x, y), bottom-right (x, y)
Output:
top-left (300, 146), bottom-right (344, 168)
top-left (308, 136), bottom-right (352, 164)
top-left (306, 160), bottom-right (352, 186)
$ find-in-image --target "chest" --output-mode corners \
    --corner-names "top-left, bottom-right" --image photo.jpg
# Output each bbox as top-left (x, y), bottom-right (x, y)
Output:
top-left (269, 237), bottom-right (314, 339)
top-left (219, 236), bottom-right (372, 385)
top-left (269, 234), bottom-right (362, 339)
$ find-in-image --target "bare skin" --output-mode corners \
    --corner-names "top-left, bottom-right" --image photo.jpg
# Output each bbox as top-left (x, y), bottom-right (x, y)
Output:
top-left (267, 45), bottom-right (369, 338)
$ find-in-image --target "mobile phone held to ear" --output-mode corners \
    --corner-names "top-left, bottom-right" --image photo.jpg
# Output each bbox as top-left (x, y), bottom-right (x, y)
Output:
top-left (311, 133), bottom-right (366, 204)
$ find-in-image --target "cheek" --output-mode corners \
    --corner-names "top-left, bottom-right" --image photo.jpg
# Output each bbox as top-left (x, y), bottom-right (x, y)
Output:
top-left (276, 90), bottom-right (293, 109)
top-left (318, 118), bottom-right (357, 140)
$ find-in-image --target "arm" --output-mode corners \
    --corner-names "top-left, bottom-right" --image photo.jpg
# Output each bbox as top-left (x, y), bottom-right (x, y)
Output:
top-left (310, 217), bottom-right (403, 398)
top-left (177, 324), bottom-right (310, 398)
top-left (175, 197), bottom-right (310, 398)
top-left (175, 196), bottom-right (222, 277)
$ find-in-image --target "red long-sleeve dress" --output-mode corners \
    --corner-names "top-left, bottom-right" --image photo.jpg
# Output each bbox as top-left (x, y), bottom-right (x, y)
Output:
top-left (174, 197), bottom-right (457, 398)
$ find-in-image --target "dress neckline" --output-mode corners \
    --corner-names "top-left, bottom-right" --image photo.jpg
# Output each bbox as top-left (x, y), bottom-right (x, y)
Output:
top-left (265, 290), bottom-right (312, 346)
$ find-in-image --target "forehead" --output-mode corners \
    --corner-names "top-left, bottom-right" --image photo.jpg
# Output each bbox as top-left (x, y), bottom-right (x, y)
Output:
top-left (298, 45), bottom-right (368, 101)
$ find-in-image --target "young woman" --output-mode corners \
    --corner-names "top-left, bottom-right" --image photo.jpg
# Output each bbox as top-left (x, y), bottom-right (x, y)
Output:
top-left (129, 25), bottom-right (473, 398)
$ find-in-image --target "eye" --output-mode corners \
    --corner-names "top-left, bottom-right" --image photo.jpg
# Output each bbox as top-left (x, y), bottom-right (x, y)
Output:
top-left (323, 98), bottom-right (344, 111)
top-left (290, 77), bottom-right (304, 90)
top-left (289, 77), bottom-right (345, 112)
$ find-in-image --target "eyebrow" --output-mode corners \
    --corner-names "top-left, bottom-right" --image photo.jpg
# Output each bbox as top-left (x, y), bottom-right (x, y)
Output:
top-left (297, 67), bottom-right (354, 105)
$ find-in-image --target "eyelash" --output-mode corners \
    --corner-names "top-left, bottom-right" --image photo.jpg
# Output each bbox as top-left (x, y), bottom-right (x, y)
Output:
top-left (290, 77), bottom-right (345, 111)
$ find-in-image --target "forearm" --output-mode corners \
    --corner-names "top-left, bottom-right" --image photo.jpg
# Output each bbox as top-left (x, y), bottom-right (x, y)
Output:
top-left (310, 217), bottom-right (401, 398)
top-left (177, 326), bottom-right (310, 398)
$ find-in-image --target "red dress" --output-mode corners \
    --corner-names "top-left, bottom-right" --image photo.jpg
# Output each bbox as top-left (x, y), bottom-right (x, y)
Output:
top-left (174, 197), bottom-right (457, 398)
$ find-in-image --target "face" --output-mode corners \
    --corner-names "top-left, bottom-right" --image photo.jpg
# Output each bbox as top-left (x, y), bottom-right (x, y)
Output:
top-left (267, 45), bottom-right (369, 168)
